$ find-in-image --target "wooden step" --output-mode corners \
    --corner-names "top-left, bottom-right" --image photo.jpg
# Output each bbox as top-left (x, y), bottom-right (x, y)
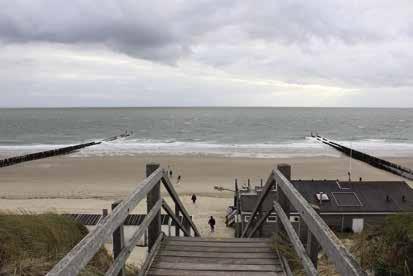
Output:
top-left (147, 269), bottom-right (286, 276)
top-left (145, 236), bottom-right (286, 276)
top-left (154, 256), bottom-right (280, 265)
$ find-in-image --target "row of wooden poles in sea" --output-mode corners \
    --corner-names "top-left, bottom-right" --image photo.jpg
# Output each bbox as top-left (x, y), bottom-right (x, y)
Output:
top-left (312, 133), bottom-right (413, 180)
top-left (0, 131), bottom-right (130, 168)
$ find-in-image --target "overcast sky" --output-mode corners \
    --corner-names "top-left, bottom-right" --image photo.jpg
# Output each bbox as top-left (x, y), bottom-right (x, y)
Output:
top-left (1, 0), bottom-right (413, 107)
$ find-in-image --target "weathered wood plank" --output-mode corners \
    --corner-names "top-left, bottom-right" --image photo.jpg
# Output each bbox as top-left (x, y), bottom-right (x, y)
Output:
top-left (165, 237), bottom-right (270, 243)
top-left (111, 201), bottom-right (125, 276)
top-left (46, 168), bottom-right (164, 276)
top-left (161, 200), bottom-right (191, 237)
top-left (161, 173), bottom-right (200, 236)
top-left (147, 269), bottom-right (284, 276)
top-left (137, 232), bottom-right (164, 276)
top-left (241, 172), bottom-right (275, 237)
top-left (273, 201), bottom-right (318, 276)
top-left (161, 245), bottom-right (274, 253)
top-left (147, 164), bottom-right (161, 251)
top-left (151, 262), bottom-right (282, 272)
top-left (154, 256), bottom-right (279, 265)
top-left (105, 200), bottom-right (162, 276)
top-left (164, 240), bottom-right (271, 247)
top-left (157, 251), bottom-right (277, 259)
top-left (273, 168), bottom-right (366, 276)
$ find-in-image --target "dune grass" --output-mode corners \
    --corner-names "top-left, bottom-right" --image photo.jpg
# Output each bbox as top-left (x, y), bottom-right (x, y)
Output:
top-left (0, 212), bottom-right (113, 276)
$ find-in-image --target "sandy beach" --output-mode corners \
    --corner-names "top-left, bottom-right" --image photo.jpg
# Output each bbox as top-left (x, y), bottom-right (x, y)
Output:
top-left (1, 154), bottom-right (412, 231)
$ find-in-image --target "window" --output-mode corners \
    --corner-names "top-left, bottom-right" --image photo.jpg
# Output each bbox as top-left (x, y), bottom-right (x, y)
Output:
top-left (244, 215), bottom-right (250, 222)
top-left (316, 192), bottom-right (330, 201)
top-left (267, 216), bottom-right (277, 223)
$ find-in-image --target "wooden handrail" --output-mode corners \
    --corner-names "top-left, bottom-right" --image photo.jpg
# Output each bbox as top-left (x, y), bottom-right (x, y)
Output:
top-left (105, 199), bottom-right (162, 276)
top-left (273, 168), bottom-right (366, 276)
top-left (241, 172), bottom-right (275, 237)
top-left (273, 201), bottom-right (318, 276)
top-left (161, 172), bottom-right (201, 237)
top-left (47, 168), bottom-right (164, 276)
top-left (137, 232), bottom-right (165, 276)
top-left (47, 165), bottom-right (200, 276)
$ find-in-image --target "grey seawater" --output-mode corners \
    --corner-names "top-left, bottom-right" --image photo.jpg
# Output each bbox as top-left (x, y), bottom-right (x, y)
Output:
top-left (0, 107), bottom-right (412, 158)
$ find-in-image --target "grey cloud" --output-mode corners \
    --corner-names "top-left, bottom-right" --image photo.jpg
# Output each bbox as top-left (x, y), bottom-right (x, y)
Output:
top-left (2, 1), bottom-right (411, 61)
top-left (0, 0), bottom-right (413, 107)
top-left (0, 0), bottom-right (190, 63)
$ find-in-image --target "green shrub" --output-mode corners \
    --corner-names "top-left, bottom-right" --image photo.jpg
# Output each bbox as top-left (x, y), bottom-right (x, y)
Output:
top-left (351, 213), bottom-right (413, 275)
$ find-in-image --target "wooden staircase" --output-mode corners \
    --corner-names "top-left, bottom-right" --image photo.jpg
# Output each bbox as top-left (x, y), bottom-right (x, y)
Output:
top-left (144, 236), bottom-right (287, 276)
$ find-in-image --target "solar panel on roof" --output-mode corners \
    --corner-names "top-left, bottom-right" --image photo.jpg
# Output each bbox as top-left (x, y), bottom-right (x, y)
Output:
top-left (332, 192), bottom-right (363, 207)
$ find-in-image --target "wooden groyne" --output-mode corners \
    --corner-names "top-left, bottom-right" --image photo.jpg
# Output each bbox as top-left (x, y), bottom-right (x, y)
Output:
top-left (312, 134), bottom-right (413, 180)
top-left (0, 132), bottom-right (130, 168)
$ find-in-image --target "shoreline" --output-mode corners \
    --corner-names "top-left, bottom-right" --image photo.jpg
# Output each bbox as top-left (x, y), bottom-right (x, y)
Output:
top-left (0, 154), bottom-right (411, 201)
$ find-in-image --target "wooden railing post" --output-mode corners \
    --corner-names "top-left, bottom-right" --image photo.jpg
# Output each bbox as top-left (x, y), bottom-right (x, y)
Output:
top-left (112, 200), bottom-right (125, 276)
top-left (146, 163), bottom-right (161, 251)
top-left (175, 204), bottom-right (180, 237)
top-left (306, 205), bottom-right (321, 268)
top-left (183, 216), bottom-right (191, 237)
top-left (276, 164), bottom-right (291, 236)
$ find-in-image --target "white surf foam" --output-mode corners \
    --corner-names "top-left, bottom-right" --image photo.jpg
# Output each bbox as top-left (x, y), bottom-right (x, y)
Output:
top-left (1, 138), bottom-right (413, 159)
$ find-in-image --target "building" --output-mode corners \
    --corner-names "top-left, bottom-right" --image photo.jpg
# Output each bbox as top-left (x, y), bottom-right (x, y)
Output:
top-left (231, 166), bottom-right (413, 238)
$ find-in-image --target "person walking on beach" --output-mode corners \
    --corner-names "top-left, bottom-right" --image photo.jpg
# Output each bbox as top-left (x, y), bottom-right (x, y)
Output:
top-left (191, 194), bottom-right (197, 204)
top-left (177, 175), bottom-right (181, 184)
top-left (208, 216), bottom-right (216, 232)
top-left (169, 169), bottom-right (173, 178)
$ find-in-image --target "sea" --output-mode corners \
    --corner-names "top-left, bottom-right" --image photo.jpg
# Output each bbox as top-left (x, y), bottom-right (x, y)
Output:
top-left (0, 107), bottom-right (412, 159)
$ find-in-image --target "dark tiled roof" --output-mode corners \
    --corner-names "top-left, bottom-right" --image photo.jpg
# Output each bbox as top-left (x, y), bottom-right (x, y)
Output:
top-left (291, 180), bottom-right (413, 213)
top-left (239, 181), bottom-right (413, 213)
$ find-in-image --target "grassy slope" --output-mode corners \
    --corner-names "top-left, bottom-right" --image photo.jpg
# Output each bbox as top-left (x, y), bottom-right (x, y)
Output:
top-left (0, 213), bottom-right (112, 276)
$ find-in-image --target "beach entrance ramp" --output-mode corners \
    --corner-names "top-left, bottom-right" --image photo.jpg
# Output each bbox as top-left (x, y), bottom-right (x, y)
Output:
top-left (47, 163), bottom-right (366, 276)
top-left (143, 236), bottom-right (286, 276)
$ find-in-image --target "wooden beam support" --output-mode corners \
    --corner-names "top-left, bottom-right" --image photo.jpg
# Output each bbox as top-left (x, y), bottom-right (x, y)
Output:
top-left (273, 201), bottom-right (318, 276)
top-left (162, 200), bottom-right (191, 237)
top-left (147, 163), bottom-right (161, 251)
top-left (46, 167), bottom-right (163, 276)
top-left (247, 207), bottom-right (274, 238)
top-left (273, 168), bottom-right (366, 276)
top-left (175, 204), bottom-right (180, 237)
top-left (111, 200), bottom-right (125, 276)
top-left (105, 200), bottom-right (162, 276)
top-left (161, 172), bottom-right (200, 237)
top-left (241, 172), bottom-right (275, 237)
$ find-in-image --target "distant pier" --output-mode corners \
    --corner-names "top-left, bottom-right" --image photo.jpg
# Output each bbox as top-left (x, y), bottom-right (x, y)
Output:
top-left (312, 134), bottom-right (413, 180)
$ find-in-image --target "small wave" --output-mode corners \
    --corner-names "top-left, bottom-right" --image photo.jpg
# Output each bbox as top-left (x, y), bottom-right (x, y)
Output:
top-left (1, 139), bottom-right (413, 159)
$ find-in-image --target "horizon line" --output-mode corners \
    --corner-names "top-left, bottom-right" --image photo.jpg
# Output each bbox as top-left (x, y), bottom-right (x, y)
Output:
top-left (0, 106), bottom-right (412, 109)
